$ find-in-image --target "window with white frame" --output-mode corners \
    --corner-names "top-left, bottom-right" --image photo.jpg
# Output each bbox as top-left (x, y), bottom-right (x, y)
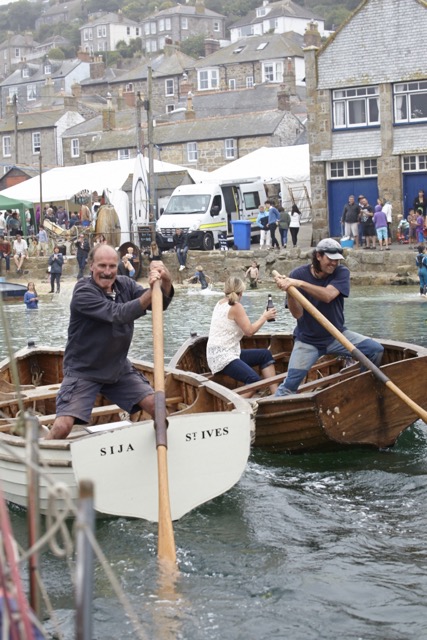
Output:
top-left (97, 42), bottom-right (105, 52)
top-left (165, 79), bottom-right (174, 96)
top-left (88, 29), bottom-right (93, 40)
top-left (83, 29), bottom-right (89, 41)
top-left (213, 21), bottom-right (220, 32)
top-left (97, 25), bottom-right (107, 38)
top-left (27, 85), bottom-right (36, 101)
top-left (71, 138), bottom-right (79, 158)
top-left (8, 87), bottom-right (17, 99)
top-left (44, 63), bottom-right (51, 74)
top-left (181, 17), bottom-right (188, 29)
top-left (403, 154), bottom-right (427, 172)
top-left (228, 79), bottom-right (236, 90)
top-left (125, 82), bottom-right (134, 92)
top-left (32, 132), bottom-right (41, 154)
top-left (256, 7), bottom-right (267, 16)
top-left (144, 23), bottom-right (150, 35)
top-left (225, 139), bottom-right (236, 159)
top-left (197, 68), bottom-right (219, 90)
top-left (118, 148), bottom-right (130, 160)
top-left (328, 158), bottom-right (378, 179)
top-left (332, 86), bottom-right (379, 129)
top-left (394, 81), bottom-right (427, 123)
top-left (14, 48), bottom-right (20, 57)
top-left (3, 165), bottom-right (13, 174)
top-left (135, 28), bottom-right (139, 36)
top-left (159, 36), bottom-right (165, 50)
top-left (146, 40), bottom-right (157, 53)
top-left (246, 76), bottom-right (254, 88)
top-left (165, 18), bottom-right (171, 29)
top-left (262, 60), bottom-right (283, 83)
top-left (22, 68), bottom-right (29, 78)
top-left (159, 19), bottom-right (164, 31)
top-left (187, 142), bottom-right (197, 162)
top-left (150, 22), bottom-right (156, 34)
top-left (2, 136), bottom-right (11, 157)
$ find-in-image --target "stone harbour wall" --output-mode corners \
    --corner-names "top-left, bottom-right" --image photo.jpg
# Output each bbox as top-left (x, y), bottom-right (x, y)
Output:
top-left (5, 246), bottom-right (420, 287)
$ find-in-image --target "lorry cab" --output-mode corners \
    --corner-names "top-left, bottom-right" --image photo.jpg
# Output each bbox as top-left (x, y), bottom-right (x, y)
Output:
top-left (155, 180), bottom-right (266, 251)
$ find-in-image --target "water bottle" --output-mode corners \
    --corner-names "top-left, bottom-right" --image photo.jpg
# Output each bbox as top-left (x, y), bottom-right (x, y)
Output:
top-left (266, 293), bottom-right (275, 322)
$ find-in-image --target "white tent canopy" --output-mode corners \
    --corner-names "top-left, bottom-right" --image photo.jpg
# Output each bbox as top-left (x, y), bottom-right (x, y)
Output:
top-left (208, 144), bottom-right (309, 184)
top-left (0, 157), bottom-right (208, 204)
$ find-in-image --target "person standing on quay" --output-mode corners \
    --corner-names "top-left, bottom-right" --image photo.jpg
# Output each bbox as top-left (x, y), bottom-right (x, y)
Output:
top-left (289, 204), bottom-right (301, 248)
top-left (48, 246), bottom-right (64, 293)
top-left (75, 233), bottom-right (90, 279)
top-left (265, 200), bottom-right (280, 249)
top-left (341, 195), bottom-right (360, 248)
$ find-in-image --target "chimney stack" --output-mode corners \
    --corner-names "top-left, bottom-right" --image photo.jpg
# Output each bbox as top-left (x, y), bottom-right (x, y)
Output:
top-left (185, 92), bottom-right (196, 120)
top-left (303, 21), bottom-right (321, 48)
top-left (204, 38), bottom-right (220, 57)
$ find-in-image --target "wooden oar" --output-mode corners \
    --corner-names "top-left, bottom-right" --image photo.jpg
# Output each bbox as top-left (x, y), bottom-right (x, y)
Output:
top-left (272, 269), bottom-right (427, 424)
top-left (152, 280), bottom-right (177, 564)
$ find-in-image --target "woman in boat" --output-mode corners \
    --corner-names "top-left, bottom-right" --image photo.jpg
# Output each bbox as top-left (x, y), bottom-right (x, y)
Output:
top-left (23, 282), bottom-right (39, 309)
top-left (206, 276), bottom-right (278, 397)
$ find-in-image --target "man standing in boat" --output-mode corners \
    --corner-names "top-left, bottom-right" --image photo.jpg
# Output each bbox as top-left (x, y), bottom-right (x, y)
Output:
top-left (45, 245), bottom-right (174, 440)
top-left (274, 238), bottom-right (384, 396)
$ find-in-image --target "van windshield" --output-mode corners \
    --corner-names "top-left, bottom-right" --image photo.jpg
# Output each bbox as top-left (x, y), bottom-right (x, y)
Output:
top-left (164, 194), bottom-right (211, 214)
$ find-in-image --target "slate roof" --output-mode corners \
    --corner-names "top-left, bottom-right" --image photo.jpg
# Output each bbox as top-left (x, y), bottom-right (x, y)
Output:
top-left (0, 34), bottom-right (39, 50)
top-left (145, 5), bottom-right (225, 19)
top-left (0, 109), bottom-right (72, 133)
top-left (152, 110), bottom-right (296, 145)
top-left (0, 59), bottom-right (85, 88)
top-left (161, 83), bottom-right (306, 120)
top-left (80, 12), bottom-right (139, 29)
top-left (230, 0), bottom-right (323, 29)
top-left (194, 32), bottom-right (304, 68)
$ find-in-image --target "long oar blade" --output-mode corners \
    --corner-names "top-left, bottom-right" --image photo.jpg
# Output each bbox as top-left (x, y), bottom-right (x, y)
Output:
top-left (272, 270), bottom-right (427, 424)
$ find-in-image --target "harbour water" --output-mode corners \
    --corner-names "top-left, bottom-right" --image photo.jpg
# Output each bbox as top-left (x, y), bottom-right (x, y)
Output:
top-left (2, 283), bottom-right (427, 639)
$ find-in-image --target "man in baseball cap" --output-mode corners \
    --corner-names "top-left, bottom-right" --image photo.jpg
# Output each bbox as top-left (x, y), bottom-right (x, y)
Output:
top-left (273, 237), bottom-right (383, 396)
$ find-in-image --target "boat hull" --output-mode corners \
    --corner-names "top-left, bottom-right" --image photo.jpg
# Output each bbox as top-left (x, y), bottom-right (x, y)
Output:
top-left (170, 334), bottom-right (427, 453)
top-left (0, 346), bottom-right (253, 517)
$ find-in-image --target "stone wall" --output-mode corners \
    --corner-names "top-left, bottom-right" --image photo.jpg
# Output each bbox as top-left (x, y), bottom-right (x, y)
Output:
top-left (9, 247), bottom-right (419, 287)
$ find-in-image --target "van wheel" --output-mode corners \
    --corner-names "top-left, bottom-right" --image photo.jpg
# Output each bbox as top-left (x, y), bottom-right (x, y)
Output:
top-left (202, 233), bottom-right (214, 251)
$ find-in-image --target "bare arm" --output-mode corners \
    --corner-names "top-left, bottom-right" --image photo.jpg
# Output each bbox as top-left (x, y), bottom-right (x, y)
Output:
top-left (228, 301), bottom-right (276, 336)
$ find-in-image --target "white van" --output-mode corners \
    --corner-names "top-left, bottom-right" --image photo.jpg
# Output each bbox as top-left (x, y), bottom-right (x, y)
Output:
top-left (155, 180), bottom-right (266, 251)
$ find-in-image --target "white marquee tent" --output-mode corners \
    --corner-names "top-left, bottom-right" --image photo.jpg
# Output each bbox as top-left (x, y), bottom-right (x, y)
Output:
top-left (0, 157), bottom-right (207, 204)
top-left (208, 144), bottom-right (311, 219)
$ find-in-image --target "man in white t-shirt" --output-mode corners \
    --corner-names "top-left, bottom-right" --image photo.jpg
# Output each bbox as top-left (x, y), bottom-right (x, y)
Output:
top-left (13, 233), bottom-right (28, 273)
top-left (0, 211), bottom-right (5, 232)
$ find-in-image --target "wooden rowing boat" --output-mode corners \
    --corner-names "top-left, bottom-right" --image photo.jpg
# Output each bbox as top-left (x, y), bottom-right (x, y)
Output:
top-left (169, 333), bottom-right (427, 453)
top-left (0, 345), bottom-right (254, 520)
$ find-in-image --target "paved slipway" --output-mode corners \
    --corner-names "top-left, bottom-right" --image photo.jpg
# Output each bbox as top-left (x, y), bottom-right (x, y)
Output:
top-left (4, 223), bottom-right (422, 291)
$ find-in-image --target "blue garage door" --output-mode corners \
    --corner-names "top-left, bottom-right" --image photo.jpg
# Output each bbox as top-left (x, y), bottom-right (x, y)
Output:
top-left (402, 172), bottom-right (427, 217)
top-left (327, 178), bottom-right (378, 237)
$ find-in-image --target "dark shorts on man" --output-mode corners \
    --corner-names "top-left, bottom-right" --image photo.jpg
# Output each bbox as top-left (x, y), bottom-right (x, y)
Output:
top-left (56, 367), bottom-right (154, 424)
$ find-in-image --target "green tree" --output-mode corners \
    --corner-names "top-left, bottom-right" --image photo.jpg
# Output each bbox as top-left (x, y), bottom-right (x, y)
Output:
top-left (180, 34), bottom-right (205, 59)
top-left (48, 47), bottom-right (65, 60)
top-left (7, 1), bottom-right (39, 31)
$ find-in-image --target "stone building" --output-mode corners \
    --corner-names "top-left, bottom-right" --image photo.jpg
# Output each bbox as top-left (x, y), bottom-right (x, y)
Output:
top-left (304, 0), bottom-right (427, 243)
top-left (229, 0), bottom-right (326, 42)
top-left (141, 0), bottom-right (226, 54)
top-left (79, 12), bottom-right (141, 55)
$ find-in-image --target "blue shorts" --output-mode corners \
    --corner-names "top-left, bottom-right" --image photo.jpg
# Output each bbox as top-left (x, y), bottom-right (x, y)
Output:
top-left (56, 367), bottom-right (154, 424)
top-left (220, 348), bottom-right (275, 385)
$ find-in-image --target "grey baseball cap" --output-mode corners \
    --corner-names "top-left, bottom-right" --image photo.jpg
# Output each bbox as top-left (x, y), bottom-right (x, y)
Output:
top-left (315, 238), bottom-right (344, 259)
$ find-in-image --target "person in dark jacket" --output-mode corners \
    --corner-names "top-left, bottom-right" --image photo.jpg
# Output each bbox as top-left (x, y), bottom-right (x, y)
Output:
top-left (341, 195), bottom-right (360, 248)
top-left (75, 233), bottom-right (90, 279)
top-left (48, 245), bottom-right (64, 293)
top-left (173, 228), bottom-right (189, 271)
top-left (45, 245), bottom-right (174, 440)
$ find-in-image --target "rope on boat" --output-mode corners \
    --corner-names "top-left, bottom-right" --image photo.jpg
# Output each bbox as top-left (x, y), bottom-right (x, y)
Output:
top-left (0, 439), bottom-right (149, 639)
